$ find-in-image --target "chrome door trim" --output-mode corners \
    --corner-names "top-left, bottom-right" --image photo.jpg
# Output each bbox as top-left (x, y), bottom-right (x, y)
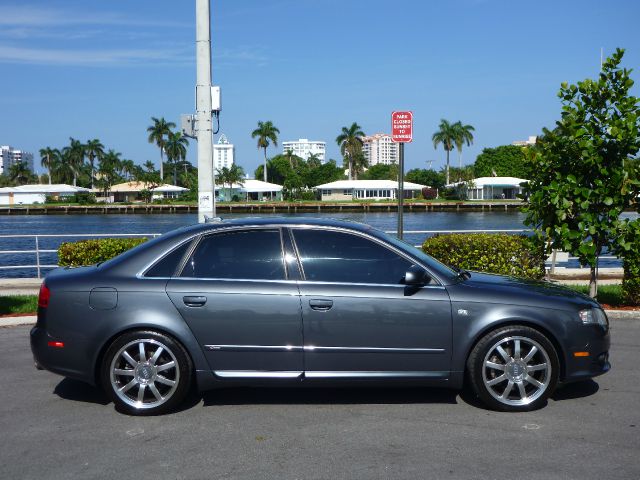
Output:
top-left (304, 371), bottom-right (448, 378)
top-left (214, 370), bottom-right (303, 378)
top-left (205, 345), bottom-right (445, 354)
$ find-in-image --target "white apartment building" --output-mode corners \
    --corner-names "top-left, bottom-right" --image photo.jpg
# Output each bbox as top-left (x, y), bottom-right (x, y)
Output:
top-left (512, 136), bottom-right (538, 147)
top-left (360, 133), bottom-right (398, 166)
top-left (282, 139), bottom-right (326, 163)
top-left (0, 145), bottom-right (34, 175)
top-left (213, 134), bottom-right (235, 171)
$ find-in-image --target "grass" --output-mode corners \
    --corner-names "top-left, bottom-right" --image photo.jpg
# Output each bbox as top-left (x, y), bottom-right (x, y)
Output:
top-left (566, 285), bottom-right (624, 306)
top-left (0, 295), bottom-right (38, 316)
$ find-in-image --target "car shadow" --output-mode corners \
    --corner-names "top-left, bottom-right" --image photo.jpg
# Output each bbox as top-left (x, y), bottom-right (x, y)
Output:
top-left (53, 378), bottom-right (110, 406)
top-left (552, 380), bottom-right (599, 401)
top-left (200, 386), bottom-right (460, 407)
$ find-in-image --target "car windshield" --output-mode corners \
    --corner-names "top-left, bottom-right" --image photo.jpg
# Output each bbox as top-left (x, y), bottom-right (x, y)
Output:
top-left (373, 230), bottom-right (458, 283)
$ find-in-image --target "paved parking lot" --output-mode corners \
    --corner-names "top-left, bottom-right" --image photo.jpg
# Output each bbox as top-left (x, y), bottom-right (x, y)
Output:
top-left (1, 320), bottom-right (639, 480)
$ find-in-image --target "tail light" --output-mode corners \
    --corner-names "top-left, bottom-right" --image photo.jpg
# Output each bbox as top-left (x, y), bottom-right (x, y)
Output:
top-left (38, 283), bottom-right (50, 308)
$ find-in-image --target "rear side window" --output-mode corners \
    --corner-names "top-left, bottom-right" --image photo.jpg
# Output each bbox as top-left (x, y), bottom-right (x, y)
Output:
top-left (145, 240), bottom-right (192, 278)
top-left (181, 229), bottom-right (285, 280)
top-left (292, 229), bottom-right (412, 284)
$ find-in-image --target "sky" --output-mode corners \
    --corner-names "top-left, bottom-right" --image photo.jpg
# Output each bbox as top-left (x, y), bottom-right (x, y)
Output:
top-left (1, 0), bottom-right (639, 177)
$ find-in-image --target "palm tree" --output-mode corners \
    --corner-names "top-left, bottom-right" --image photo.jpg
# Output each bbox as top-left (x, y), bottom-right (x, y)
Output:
top-left (452, 122), bottom-right (475, 175)
top-left (85, 139), bottom-right (104, 189)
top-left (336, 122), bottom-right (365, 180)
top-left (39, 147), bottom-right (56, 185)
top-left (147, 117), bottom-right (176, 183)
top-left (251, 121), bottom-right (280, 182)
top-left (432, 119), bottom-right (457, 185)
top-left (307, 152), bottom-right (322, 169)
top-left (120, 159), bottom-right (137, 181)
top-left (165, 131), bottom-right (189, 186)
top-left (352, 152), bottom-right (369, 180)
top-left (64, 137), bottom-right (85, 186)
top-left (8, 161), bottom-right (31, 185)
top-left (284, 148), bottom-right (297, 169)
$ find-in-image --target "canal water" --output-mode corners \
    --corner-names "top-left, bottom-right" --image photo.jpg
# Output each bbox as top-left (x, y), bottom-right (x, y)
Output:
top-left (0, 211), bottom-right (635, 278)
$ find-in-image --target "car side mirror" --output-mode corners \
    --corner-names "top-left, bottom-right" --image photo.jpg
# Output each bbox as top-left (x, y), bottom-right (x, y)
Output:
top-left (404, 265), bottom-right (430, 286)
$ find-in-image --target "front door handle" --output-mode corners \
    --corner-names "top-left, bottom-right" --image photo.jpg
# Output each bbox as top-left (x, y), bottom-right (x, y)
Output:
top-left (183, 296), bottom-right (207, 307)
top-left (309, 299), bottom-right (333, 311)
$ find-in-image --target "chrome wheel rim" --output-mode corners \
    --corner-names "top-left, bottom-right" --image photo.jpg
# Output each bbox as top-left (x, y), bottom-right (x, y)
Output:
top-left (482, 336), bottom-right (551, 407)
top-left (109, 338), bottom-right (180, 410)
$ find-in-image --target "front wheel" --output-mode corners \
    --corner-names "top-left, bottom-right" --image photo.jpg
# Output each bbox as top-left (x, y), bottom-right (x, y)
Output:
top-left (101, 330), bottom-right (193, 415)
top-left (467, 325), bottom-right (559, 412)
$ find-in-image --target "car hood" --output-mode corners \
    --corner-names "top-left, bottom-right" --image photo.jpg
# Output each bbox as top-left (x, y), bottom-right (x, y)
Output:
top-left (452, 271), bottom-right (600, 311)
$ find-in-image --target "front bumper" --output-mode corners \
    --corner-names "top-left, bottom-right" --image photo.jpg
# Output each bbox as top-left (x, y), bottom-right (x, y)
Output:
top-left (562, 326), bottom-right (611, 383)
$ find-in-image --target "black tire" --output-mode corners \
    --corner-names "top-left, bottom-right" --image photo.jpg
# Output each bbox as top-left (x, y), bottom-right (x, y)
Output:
top-left (101, 330), bottom-right (193, 416)
top-left (467, 325), bottom-right (559, 412)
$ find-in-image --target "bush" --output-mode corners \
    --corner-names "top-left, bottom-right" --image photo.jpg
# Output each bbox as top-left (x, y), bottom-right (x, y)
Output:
top-left (73, 192), bottom-right (96, 204)
top-left (622, 253), bottom-right (640, 305)
top-left (421, 187), bottom-right (437, 200)
top-left (58, 237), bottom-right (147, 267)
top-left (422, 233), bottom-right (545, 279)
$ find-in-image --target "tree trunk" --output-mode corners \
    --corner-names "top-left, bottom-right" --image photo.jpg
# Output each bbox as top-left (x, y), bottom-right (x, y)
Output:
top-left (160, 149), bottom-right (164, 183)
top-left (48, 167), bottom-right (52, 185)
top-left (73, 173), bottom-right (77, 187)
top-left (263, 148), bottom-right (268, 182)
top-left (173, 162), bottom-right (177, 186)
top-left (589, 266), bottom-right (598, 298)
top-left (348, 153), bottom-right (353, 181)
top-left (445, 150), bottom-right (450, 185)
top-left (90, 158), bottom-right (94, 190)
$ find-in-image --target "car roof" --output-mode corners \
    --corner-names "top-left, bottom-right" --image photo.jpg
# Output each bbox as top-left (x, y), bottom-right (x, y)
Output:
top-left (186, 216), bottom-right (374, 233)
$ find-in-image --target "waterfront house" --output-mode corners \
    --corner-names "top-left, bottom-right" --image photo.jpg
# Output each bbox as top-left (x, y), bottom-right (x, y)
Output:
top-left (216, 179), bottom-right (283, 202)
top-left (0, 184), bottom-right (89, 205)
top-left (315, 180), bottom-right (426, 201)
top-left (446, 177), bottom-right (528, 200)
top-left (94, 182), bottom-right (188, 203)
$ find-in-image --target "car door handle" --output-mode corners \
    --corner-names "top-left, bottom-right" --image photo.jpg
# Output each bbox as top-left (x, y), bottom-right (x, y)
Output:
top-left (183, 296), bottom-right (207, 307)
top-left (309, 299), bottom-right (333, 311)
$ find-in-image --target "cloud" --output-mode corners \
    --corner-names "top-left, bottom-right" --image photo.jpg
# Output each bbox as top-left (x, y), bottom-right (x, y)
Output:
top-left (0, 5), bottom-right (190, 28)
top-left (0, 45), bottom-right (193, 67)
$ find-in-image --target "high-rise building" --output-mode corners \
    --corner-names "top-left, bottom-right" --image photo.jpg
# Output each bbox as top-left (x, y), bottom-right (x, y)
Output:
top-left (360, 133), bottom-right (398, 166)
top-left (213, 134), bottom-right (235, 171)
top-left (282, 139), bottom-right (326, 163)
top-left (512, 136), bottom-right (538, 147)
top-left (0, 145), bottom-right (34, 175)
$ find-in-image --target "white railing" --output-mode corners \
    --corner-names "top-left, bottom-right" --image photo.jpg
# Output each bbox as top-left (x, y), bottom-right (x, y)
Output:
top-left (0, 233), bottom-right (161, 278)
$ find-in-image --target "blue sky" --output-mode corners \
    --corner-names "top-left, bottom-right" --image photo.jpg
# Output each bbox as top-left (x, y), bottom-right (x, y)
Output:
top-left (1, 0), bottom-right (639, 176)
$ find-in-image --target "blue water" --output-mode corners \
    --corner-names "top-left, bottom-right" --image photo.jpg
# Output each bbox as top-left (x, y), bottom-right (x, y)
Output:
top-left (1, 211), bottom-right (635, 277)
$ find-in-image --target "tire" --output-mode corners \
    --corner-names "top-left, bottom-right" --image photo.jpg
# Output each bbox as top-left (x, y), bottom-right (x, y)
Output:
top-left (466, 325), bottom-right (559, 412)
top-left (101, 330), bottom-right (193, 416)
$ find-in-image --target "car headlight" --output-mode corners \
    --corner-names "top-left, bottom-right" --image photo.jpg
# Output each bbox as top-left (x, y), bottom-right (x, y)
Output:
top-left (579, 308), bottom-right (609, 329)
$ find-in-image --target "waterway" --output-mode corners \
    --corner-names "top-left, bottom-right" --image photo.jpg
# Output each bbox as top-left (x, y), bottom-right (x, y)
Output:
top-left (0, 211), bottom-right (636, 278)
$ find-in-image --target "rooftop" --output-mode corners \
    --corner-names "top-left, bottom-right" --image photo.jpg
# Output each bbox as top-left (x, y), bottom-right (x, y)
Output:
top-left (315, 179), bottom-right (426, 190)
top-left (0, 184), bottom-right (89, 193)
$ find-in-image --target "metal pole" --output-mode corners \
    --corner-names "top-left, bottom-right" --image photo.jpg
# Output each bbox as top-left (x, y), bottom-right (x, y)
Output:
top-left (35, 236), bottom-right (41, 279)
top-left (196, 0), bottom-right (215, 223)
top-left (397, 142), bottom-right (404, 239)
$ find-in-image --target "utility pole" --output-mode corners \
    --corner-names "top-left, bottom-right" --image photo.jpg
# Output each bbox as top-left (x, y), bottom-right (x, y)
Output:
top-left (397, 142), bottom-right (404, 240)
top-left (195, 0), bottom-right (215, 223)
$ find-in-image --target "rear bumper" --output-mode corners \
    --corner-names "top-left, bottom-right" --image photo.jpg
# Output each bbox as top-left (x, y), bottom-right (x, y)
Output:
top-left (30, 326), bottom-right (95, 384)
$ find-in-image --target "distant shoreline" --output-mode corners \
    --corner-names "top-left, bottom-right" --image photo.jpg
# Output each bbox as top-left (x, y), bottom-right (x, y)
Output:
top-left (0, 201), bottom-right (527, 215)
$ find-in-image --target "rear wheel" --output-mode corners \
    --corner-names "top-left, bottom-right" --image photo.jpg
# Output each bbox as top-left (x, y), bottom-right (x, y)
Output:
top-left (101, 330), bottom-right (192, 415)
top-left (467, 325), bottom-right (559, 411)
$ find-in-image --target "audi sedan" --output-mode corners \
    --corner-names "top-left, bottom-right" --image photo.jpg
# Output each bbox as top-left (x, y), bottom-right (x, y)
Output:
top-left (31, 217), bottom-right (610, 415)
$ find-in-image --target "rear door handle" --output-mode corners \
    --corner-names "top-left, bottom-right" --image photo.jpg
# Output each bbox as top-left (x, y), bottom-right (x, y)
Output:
top-left (309, 299), bottom-right (333, 311)
top-left (183, 296), bottom-right (207, 307)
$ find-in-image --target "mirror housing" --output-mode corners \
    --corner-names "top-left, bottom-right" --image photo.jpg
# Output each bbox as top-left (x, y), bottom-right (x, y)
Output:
top-left (404, 265), bottom-right (430, 286)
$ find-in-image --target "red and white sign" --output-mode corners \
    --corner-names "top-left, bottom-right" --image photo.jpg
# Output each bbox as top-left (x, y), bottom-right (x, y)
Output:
top-left (391, 111), bottom-right (413, 143)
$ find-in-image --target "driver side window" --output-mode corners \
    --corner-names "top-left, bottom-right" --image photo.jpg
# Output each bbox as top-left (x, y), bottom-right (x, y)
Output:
top-left (292, 229), bottom-right (412, 284)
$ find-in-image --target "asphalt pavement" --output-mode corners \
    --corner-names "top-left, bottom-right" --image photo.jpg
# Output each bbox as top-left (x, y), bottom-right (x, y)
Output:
top-left (1, 321), bottom-right (639, 480)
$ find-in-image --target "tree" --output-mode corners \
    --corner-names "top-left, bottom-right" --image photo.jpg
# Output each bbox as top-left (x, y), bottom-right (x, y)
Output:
top-left (53, 148), bottom-right (76, 185)
top-left (217, 164), bottom-right (245, 201)
top-left (147, 117), bottom-right (176, 183)
top-left (432, 119), bottom-right (457, 185)
top-left (473, 145), bottom-right (529, 178)
top-left (336, 122), bottom-right (365, 180)
top-left (522, 48), bottom-right (640, 298)
top-left (84, 139), bottom-right (104, 189)
top-left (64, 137), bottom-right (85, 186)
top-left (39, 147), bottom-right (56, 185)
top-left (284, 148), bottom-right (300, 169)
top-left (8, 161), bottom-right (32, 185)
top-left (165, 131), bottom-right (189, 186)
top-left (452, 121), bottom-right (475, 174)
top-left (307, 152), bottom-right (322, 169)
top-left (361, 163), bottom-right (398, 181)
top-left (251, 121), bottom-right (280, 182)
top-left (405, 168), bottom-right (445, 190)
top-left (96, 150), bottom-right (124, 200)
top-left (303, 159), bottom-right (344, 187)
top-left (120, 159), bottom-right (137, 181)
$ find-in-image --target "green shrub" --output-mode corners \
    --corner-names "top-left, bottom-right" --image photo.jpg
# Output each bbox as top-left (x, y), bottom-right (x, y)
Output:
top-left (622, 252), bottom-right (640, 306)
top-left (422, 233), bottom-right (545, 279)
top-left (58, 238), bottom-right (147, 267)
top-left (73, 192), bottom-right (96, 204)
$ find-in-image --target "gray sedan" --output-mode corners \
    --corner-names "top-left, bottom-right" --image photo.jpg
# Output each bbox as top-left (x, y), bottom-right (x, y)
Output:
top-left (31, 217), bottom-right (610, 415)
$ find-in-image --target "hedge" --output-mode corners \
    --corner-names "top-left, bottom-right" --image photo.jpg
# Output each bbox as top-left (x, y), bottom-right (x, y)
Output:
top-left (422, 233), bottom-right (545, 280)
top-left (58, 238), bottom-right (148, 267)
top-left (622, 253), bottom-right (640, 306)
